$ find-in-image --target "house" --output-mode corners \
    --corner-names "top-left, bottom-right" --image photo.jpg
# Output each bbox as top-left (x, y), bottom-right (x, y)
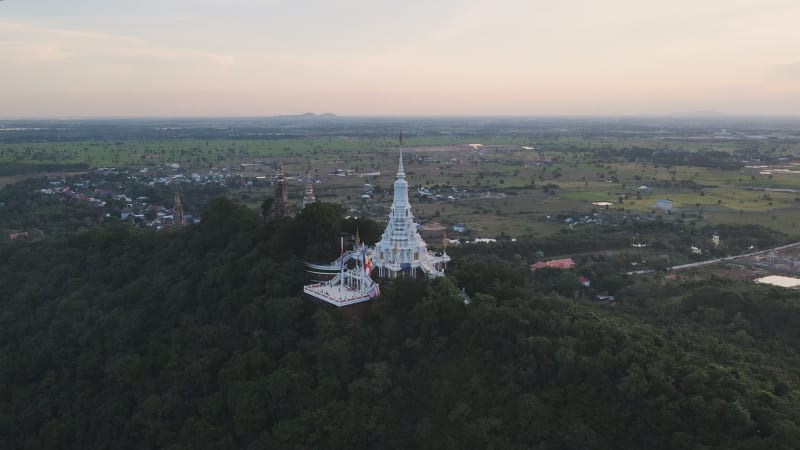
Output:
top-left (418, 222), bottom-right (446, 240)
top-left (578, 276), bottom-right (591, 287)
top-left (530, 258), bottom-right (576, 270)
top-left (452, 223), bottom-right (467, 233)
top-left (652, 199), bottom-right (673, 211)
top-left (8, 232), bottom-right (30, 240)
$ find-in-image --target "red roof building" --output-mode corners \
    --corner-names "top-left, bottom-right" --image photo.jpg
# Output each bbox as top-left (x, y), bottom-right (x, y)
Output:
top-left (530, 258), bottom-right (575, 270)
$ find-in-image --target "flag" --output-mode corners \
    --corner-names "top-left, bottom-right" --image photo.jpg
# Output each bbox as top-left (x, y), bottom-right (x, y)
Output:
top-left (363, 246), bottom-right (372, 274)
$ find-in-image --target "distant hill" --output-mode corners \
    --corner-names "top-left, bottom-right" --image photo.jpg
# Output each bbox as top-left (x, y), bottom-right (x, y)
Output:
top-left (671, 110), bottom-right (728, 118)
top-left (275, 112), bottom-right (338, 119)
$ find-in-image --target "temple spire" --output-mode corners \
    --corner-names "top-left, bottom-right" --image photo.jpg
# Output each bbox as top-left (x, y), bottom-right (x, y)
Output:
top-left (302, 171), bottom-right (316, 209)
top-left (397, 151), bottom-right (405, 179)
top-left (397, 132), bottom-right (405, 179)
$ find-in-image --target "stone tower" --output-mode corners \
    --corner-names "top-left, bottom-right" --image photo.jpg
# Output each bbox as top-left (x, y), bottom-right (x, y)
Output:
top-left (172, 191), bottom-right (185, 230)
top-left (269, 164), bottom-right (293, 218)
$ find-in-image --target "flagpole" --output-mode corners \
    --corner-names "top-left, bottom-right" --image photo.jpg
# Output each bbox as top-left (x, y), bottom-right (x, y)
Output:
top-left (361, 244), bottom-right (366, 293)
top-left (340, 236), bottom-right (344, 289)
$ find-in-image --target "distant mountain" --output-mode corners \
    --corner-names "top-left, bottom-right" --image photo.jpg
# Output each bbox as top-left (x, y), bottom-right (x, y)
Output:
top-left (671, 110), bottom-right (728, 118)
top-left (275, 112), bottom-right (337, 119)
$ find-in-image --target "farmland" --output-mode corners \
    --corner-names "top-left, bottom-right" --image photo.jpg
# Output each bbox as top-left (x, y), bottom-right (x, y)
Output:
top-left (3, 116), bottom-right (800, 239)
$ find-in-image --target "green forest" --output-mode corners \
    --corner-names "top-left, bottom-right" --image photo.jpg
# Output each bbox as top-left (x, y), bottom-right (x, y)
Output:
top-left (1, 199), bottom-right (799, 449)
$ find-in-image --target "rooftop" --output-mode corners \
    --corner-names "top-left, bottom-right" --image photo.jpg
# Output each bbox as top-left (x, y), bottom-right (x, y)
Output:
top-left (531, 258), bottom-right (576, 270)
top-left (754, 275), bottom-right (800, 288)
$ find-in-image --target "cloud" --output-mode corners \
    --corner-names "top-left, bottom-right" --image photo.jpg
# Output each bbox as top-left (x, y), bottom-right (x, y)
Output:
top-left (120, 46), bottom-right (237, 66)
top-left (773, 62), bottom-right (800, 81)
top-left (0, 19), bottom-right (236, 66)
top-left (35, 45), bottom-right (75, 61)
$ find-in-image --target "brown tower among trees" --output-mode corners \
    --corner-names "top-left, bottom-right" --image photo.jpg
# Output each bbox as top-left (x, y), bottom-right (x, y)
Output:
top-left (268, 164), bottom-right (293, 218)
top-left (172, 191), bottom-right (185, 230)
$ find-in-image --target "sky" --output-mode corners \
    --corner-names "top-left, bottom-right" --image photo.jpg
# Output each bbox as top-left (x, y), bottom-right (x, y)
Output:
top-left (2, 0), bottom-right (800, 117)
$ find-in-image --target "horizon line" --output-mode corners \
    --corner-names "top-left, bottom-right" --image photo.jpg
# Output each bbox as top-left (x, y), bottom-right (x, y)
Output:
top-left (3, 113), bottom-right (800, 121)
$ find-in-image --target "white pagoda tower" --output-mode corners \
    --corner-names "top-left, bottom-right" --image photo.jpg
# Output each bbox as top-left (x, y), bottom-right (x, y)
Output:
top-left (370, 151), bottom-right (450, 279)
top-left (302, 172), bottom-right (316, 210)
top-left (303, 146), bottom-right (450, 307)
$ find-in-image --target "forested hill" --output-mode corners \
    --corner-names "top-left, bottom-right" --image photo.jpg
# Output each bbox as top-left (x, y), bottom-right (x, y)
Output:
top-left (1, 199), bottom-right (799, 449)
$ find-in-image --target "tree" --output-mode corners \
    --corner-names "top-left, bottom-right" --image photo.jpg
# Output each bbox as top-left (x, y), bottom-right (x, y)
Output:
top-left (260, 197), bottom-right (274, 218)
top-left (293, 202), bottom-right (344, 261)
top-left (342, 217), bottom-right (383, 245)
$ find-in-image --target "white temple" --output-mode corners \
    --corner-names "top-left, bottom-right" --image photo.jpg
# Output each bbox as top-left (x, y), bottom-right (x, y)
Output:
top-left (303, 149), bottom-right (450, 307)
top-left (370, 151), bottom-right (450, 279)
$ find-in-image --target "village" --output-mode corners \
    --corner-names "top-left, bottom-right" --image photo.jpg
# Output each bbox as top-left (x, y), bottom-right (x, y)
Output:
top-left (26, 164), bottom-right (240, 232)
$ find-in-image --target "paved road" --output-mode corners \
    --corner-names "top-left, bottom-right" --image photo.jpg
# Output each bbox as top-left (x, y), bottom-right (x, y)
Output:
top-left (627, 240), bottom-right (800, 275)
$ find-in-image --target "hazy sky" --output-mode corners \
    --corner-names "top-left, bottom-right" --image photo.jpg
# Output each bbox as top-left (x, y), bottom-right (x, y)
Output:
top-left (2, 0), bottom-right (800, 117)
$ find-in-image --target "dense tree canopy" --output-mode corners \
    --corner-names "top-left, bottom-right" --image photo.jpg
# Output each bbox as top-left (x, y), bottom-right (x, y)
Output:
top-left (0, 198), bottom-right (799, 449)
